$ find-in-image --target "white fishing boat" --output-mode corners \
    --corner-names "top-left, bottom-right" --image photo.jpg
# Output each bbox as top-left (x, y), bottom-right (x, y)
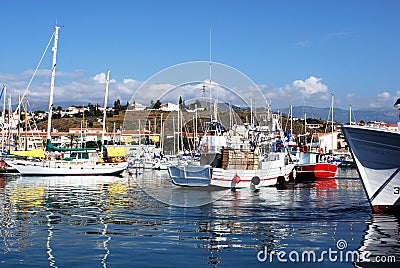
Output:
top-left (6, 26), bottom-right (128, 176)
top-left (341, 98), bottom-right (400, 213)
top-left (200, 110), bottom-right (295, 190)
top-left (211, 150), bottom-right (293, 189)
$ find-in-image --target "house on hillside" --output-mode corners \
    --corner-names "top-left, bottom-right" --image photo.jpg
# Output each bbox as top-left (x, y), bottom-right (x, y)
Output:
top-left (160, 102), bottom-right (179, 111)
top-left (128, 102), bottom-right (147, 111)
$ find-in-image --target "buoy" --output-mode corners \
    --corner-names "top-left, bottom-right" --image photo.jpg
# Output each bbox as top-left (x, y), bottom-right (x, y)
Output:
top-left (251, 176), bottom-right (261, 186)
top-left (232, 174), bottom-right (241, 184)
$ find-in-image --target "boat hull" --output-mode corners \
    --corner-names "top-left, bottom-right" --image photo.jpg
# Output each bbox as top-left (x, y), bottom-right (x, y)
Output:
top-left (5, 159), bottom-right (128, 176)
top-left (294, 163), bottom-right (338, 181)
top-left (341, 125), bottom-right (400, 213)
top-left (168, 165), bottom-right (211, 187)
top-left (211, 163), bottom-right (294, 189)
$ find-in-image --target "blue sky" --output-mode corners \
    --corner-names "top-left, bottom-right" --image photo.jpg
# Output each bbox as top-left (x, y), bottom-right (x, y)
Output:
top-left (1, 0), bottom-right (399, 111)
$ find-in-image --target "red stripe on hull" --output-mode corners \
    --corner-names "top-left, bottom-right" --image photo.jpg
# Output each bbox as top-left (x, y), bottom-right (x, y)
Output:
top-left (212, 177), bottom-right (277, 182)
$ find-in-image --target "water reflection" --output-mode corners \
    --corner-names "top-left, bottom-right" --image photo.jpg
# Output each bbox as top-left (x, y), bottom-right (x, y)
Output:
top-left (355, 214), bottom-right (400, 266)
top-left (0, 175), bottom-right (133, 267)
top-left (136, 170), bottom-right (230, 207)
top-left (191, 176), bottom-right (371, 266)
top-left (0, 170), bottom-right (398, 267)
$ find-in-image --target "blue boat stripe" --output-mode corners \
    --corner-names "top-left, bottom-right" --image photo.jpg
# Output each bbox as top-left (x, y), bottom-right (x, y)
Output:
top-left (370, 168), bottom-right (400, 202)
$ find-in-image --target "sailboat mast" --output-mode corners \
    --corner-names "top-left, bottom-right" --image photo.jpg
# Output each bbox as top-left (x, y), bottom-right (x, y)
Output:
top-left (331, 93), bottom-right (334, 153)
top-left (304, 112), bottom-right (307, 133)
top-left (349, 104), bottom-right (352, 125)
top-left (46, 26), bottom-right (60, 141)
top-left (1, 85), bottom-right (6, 152)
top-left (7, 96), bottom-right (11, 152)
top-left (250, 99), bottom-right (253, 126)
top-left (24, 97), bottom-right (28, 150)
top-left (290, 105), bottom-right (293, 135)
top-left (101, 70), bottom-right (110, 153)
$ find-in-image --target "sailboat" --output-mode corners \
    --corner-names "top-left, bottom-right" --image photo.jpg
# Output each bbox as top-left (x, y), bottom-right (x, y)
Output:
top-left (5, 26), bottom-right (128, 176)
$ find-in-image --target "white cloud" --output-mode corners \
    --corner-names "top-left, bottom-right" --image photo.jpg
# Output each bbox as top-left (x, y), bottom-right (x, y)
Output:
top-left (292, 76), bottom-right (329, 95)
top-left (256, 76), bottom-right (332, 108)
top-left (91, 72), bottom-right (116, 83)
top-left (377, 91), bottom-right (391, 101)
top-left (295, 40), bottom-right (312, 48)
top-left (123, 78), bottom-right (137, 84)
top-left (2, 69), bottom-right (395, 112)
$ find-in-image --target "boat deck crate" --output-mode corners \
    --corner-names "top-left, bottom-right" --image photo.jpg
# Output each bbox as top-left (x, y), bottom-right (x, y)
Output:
top-left (222, 149), bottom-right (258, 170)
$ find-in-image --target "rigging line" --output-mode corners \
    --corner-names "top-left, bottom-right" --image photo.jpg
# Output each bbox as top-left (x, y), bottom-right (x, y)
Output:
top-left (14, 31), bottom-right (55, 115)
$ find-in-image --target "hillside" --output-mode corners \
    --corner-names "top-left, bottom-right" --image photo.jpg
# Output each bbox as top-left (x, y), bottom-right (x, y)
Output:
top-left (275, 105), bottom-right (399, 124)
top-left (36, 112), bottom-right (127, 132)
top-left (34, 109), bottom-right (322, 136)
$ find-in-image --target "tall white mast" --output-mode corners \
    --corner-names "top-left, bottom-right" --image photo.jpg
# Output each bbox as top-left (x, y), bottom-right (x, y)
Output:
top-left (172, 116), bottom-right (176, 154)
top-left (331, 93), bottom-right (334, 153)
top-left (209, 28), bottom-right (212, 87)
top-left (250, 99), bottom-right (253, 126)
top-left (209, 28), bottom-right (213, 113)
top-left (349, 104), bottom-right (352, 125)
top-left (46, 26), bottom-right (60, 142)
top-left (7, 96), bottom-right (12, 152)
top-left (304, 112), bottom-right (307, 134)
top-left (101, 70), bottom-right (110, 153)
top-left (1, 85), bottom-right (6, 152)
top-left (290, 105), bottom-right (293, 135)
top-left (138, 119), bottom-right (141, 147)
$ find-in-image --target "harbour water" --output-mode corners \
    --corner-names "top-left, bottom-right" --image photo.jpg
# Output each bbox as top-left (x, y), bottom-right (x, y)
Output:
top-left (0, 168), bottom-right (399, 267)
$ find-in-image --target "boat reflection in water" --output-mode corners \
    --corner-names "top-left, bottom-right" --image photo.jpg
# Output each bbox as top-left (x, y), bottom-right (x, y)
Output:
top-left (355, 214), bottom-right (400, 267)
top-left (0, 175), bottom-right (133, 267)
top-left (136, 169), bottom-right (230, 207)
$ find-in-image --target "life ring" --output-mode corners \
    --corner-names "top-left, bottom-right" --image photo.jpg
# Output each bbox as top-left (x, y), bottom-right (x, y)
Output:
top-left (200, 142), bottom-right (209, 153)
top-left (301, 145), bottom-right (309, 153)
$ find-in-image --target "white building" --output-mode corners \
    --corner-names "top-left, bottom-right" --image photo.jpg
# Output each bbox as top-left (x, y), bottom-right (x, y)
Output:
top-left (160, 102), bottom-right (179, 111)
top-left (129, 102), bottom-right (147, 111)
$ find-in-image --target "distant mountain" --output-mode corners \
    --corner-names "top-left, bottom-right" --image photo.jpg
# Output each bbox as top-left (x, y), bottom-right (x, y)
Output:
top-left (273, 106), bottom-right (399, 124)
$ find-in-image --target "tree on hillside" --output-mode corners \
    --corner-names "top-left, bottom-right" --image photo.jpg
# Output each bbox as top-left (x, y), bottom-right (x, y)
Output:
top-left (114, 99), bottom-right (122, 110)
top-left (179, 96), bottom-right (183, 109)
top-left (152, 100), bottom-right (162, 109)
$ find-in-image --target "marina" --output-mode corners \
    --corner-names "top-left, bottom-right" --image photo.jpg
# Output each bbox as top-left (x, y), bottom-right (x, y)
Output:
top-left (1, 2), bottom-right (400, 267)
top-left (0, 169), bottom-right (399, 267)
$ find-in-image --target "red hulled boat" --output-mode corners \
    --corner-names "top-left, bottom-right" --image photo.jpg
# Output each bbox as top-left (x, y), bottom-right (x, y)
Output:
top-left (293, 150), bottom-right (338, 181)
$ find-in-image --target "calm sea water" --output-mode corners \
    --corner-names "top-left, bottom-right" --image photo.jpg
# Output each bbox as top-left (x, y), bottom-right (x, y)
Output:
top-left (0, 168), bottom-right (399, 267)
